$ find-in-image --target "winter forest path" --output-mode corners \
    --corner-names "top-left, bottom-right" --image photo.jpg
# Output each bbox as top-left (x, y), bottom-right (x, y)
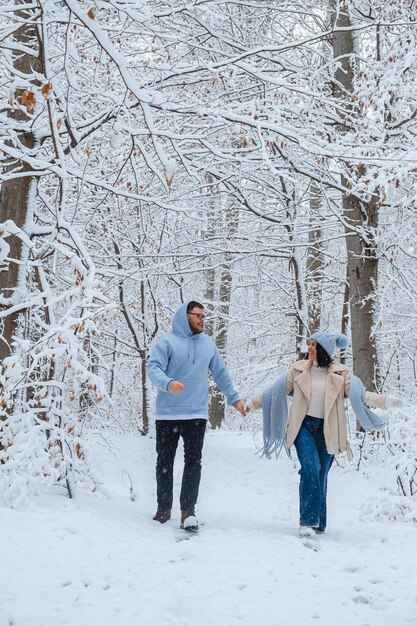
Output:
top-left (1, 430), bottom-right (416, 626)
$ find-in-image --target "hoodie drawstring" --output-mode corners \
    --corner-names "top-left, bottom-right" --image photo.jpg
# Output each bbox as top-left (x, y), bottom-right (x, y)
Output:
top-left (188, 337), bottom-right (196, 364)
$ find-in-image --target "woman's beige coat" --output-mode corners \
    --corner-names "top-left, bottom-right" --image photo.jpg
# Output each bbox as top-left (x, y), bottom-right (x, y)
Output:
top-left (252, 359), bottom-right (387, 455)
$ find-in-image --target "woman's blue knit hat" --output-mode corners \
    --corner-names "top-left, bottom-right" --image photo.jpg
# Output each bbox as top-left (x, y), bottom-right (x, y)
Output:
top-left (310, 331), bottom-right (348, 357)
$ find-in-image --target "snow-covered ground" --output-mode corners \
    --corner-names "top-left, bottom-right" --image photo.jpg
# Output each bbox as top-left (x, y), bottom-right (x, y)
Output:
top-left (1, 429), bottom-right (416, 626)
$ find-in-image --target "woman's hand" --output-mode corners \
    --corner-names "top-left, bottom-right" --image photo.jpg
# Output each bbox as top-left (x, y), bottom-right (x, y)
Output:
top-left (385, 395), bottom-right (406, 409)
top-left (244, 397), bottom-right (261, 412)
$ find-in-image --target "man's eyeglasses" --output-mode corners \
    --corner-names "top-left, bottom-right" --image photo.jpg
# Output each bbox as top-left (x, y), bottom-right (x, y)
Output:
top-left (188, 313), bottom-right (205, 320)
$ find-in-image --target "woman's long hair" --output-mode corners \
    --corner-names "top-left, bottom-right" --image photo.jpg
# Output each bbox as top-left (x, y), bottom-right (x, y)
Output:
top-left (316, 342), bottom-right (332, 368)
top-left (303, 342), bottom-right (332, 368)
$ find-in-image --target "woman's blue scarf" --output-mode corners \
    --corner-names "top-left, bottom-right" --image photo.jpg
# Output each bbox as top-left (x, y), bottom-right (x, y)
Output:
top-left (260, 374), bottom-right (289, 459)
top-left (260, 373), bottom-right (389, 459)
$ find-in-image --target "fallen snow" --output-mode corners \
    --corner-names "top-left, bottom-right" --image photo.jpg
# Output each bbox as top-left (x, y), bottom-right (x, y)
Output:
top-left (1, 429), bottom-right (416, 626)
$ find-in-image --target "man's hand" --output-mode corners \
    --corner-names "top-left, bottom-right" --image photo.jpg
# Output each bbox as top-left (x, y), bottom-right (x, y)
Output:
top-left (168, 380), bottom-right (185, 394)
top-left (233, 400), bottom-right (246, 417)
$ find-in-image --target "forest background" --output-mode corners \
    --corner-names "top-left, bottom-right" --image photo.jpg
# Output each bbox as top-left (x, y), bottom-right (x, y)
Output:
top-left (1, 0), bottom-right (417, 509)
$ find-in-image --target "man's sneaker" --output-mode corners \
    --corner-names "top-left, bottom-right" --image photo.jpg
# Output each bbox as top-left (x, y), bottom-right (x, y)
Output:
top-left (180, 508), bottom-right (199, 532)
top-left (153, 508), bottom-right (171, 524)
top-left (299, 525), bottom-right (316, 538)
top-left (315, 529), bottom-right (326, 535)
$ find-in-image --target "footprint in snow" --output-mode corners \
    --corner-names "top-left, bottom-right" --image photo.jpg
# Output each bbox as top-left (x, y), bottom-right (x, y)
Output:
top-left (302, 538), bottom-right (321, 551)
top-left (343, 565), bottom-right (363, 573)
top-left (352, 594), bottom-right (372, 605)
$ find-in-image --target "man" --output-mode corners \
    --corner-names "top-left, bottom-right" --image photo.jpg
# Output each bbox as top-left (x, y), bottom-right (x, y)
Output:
top-left (147, 300), bottom-right (245, 531)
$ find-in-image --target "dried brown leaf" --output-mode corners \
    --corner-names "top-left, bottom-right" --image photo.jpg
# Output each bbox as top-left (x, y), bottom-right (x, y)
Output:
top-left (75, 443), bottom-right (85, 459)
top-left (41, 83), bottom-right (53, 99)
top-left (21, 90), bottom-right (36, 112)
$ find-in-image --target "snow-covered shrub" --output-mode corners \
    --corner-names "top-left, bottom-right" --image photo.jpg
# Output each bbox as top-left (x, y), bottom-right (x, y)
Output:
top-left (359, 408), bottom-right (417, 524)
top-left (0, 222), bottom-right (110, 507)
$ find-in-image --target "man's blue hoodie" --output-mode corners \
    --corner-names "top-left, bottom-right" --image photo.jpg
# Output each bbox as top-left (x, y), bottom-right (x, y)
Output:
top-left (147, 302), bottom-right (240, 418)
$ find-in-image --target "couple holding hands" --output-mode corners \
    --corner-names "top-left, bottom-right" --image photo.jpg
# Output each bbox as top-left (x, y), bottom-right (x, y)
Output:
top-left (147, 301), bottom-right (404, 535)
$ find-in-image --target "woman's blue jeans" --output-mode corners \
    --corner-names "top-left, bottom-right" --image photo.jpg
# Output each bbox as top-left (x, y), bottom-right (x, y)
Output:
top-left (294, 416), bottom-right (334, 531)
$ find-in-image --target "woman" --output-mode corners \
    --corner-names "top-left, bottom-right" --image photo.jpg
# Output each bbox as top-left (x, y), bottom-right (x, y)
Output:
top-left (246, 332), bottom-right (404, 537)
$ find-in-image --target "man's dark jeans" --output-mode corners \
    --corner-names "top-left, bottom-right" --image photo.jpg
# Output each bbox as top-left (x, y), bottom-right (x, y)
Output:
top-left (155, 419), bottom-right (207, 511)
top-left (294, 415), bottom-right (334, 531)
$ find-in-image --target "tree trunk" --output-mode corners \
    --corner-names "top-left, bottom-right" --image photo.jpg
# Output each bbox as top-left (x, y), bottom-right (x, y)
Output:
top-left (306, 181), bottom-right (324, 334)
top-left (279, 176), bottom-right (308, 357)
top-left (342, 188), bottom-right (379, 390)
top-left (204, 187), bottom-right (217, 339)
top-left (340, 266), bottom-right (350, 365)
top-left (139, 280), bottom-right (150, 435)
top-left (332, 1), bottom-right (380, 391)
top-left (209, 231), bottom-right (234, 429)
top-left (114, 241), bottom-right (150, 434)
top-left (289, 253), bottom-right (308, 359)
top-left (205, 200), bottom-right (237, 429)
top-left (0, 2), bottom-right (42, 365)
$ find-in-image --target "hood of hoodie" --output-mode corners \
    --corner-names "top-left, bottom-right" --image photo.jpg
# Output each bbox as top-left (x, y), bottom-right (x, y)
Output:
top-left (172, 302), bottom-right (194, 338)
